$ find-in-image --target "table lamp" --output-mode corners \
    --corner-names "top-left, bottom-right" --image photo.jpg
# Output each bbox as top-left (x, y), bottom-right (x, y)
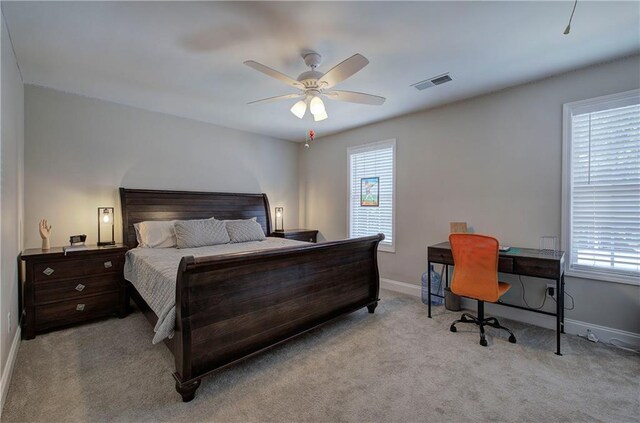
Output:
top-left (98, 207), bottom-right (115, 246)
top-left (275, 207), bottom-right (284, 232)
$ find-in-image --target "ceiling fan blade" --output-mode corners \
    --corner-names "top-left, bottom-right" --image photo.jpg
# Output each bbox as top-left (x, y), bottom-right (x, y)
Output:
top-left (247, 93), bottom-right (303, 105)
top-left (244, 60), bottom-right (303, 88)
top-left (319, 54), bottom-right (369, 89)
top-left (324, 90), bottom-right (385, 106)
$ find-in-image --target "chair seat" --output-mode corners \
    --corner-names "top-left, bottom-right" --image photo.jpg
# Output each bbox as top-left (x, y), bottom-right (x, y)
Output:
top-left (498, 281), bottom-right (511, 297)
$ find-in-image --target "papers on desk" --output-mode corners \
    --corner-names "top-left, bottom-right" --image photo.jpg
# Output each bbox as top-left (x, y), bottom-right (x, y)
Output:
top-left (499, 246), bottom-right (511, 252)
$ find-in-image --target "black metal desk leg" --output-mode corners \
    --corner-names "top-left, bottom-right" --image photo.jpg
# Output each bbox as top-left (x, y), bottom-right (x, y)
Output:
top-left (427, 261), bottom-right (432, 318)
top-left (555, 276), bottom-right (562, 356)
top-left (445, 265), bottom-right (449, 287)
top-left (560, 274), bottom-right (565, 334)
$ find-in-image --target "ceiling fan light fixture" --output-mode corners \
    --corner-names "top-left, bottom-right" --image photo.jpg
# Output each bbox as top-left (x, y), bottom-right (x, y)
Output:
top-left (290, 100), bottom-right (307, 119)
top-left (313, 110), bottom-right (328, 122)
top-left (309, 96), bottom-right (326, 115)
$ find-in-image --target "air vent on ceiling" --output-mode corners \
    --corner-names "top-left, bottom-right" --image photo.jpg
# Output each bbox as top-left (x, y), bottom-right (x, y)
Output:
top-left (411, 73), bottom-right (453, 91)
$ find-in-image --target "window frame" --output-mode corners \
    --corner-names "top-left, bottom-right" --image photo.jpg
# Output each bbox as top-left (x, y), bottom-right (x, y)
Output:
top-left (347, 138), bottom-right (396, 253)
top-left (561, 89), bottom-right (640, 285)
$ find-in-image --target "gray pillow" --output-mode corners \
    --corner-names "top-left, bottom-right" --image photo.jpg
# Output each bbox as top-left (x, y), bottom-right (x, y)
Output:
top-left (225, 218), bottom-right (266, 243)
top-left (174, 218), bottom-right (230, 248)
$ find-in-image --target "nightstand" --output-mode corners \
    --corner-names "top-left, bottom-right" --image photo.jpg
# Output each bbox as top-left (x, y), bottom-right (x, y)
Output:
top-left (271, 229), bottom-right (319, 243)
top-left (20, 244), bottom-right (128, 339)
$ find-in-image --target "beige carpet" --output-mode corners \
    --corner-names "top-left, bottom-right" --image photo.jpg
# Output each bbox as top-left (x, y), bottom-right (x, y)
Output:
top-left (3, 289), bottom-right (638, 422)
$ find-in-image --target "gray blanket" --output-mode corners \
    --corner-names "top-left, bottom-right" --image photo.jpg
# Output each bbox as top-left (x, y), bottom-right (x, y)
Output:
top-left (124, 237), bottom-right (307, 344)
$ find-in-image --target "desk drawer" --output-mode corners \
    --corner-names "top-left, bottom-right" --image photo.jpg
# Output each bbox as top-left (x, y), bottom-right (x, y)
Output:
top-left (35, 274), bottom-right (120, 305)
top-left (515, 257), bottom-right (560, 279)
top-left (498, 257), bottom-right (514, 273)
top-left (33, 256), bottom-right (123, 282)
top-left (35, 292), bottom-right (119, 331)
top-left (427, 248), bottom-right (454, 265)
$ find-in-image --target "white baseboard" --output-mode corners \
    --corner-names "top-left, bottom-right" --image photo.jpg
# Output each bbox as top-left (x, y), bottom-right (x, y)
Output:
top-left (0, 327), bottom-right (21, 418)
top-left (563, 318), bottom-right (640, 349)
top-left (381, 279), bottom-right (640, 349)
top-left (380, 278), bottom-right (421, 297)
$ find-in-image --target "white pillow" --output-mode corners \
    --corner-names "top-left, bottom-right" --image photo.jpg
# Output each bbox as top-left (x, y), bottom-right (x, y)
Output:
top-left (134, 220), bottom-right (177, 248)
top-left (174, 218), bottom-right (230, 248)
top-left (225, 217), bottom-right (266, 243)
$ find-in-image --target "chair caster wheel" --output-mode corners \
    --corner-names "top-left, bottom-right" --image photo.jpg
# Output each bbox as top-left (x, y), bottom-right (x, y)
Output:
top-left (480, 338), bottom-right (488, 347)
top-left (450, 325), bottom-right (457, 333)
top-left (508, 335), bottom-right (517, 344)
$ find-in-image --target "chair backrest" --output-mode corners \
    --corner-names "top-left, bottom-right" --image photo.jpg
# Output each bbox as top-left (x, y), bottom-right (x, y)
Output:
top-left (449, 233), bottom-right (500, 302)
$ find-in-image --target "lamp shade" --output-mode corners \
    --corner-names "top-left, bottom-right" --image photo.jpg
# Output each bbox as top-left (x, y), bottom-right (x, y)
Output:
top-left (290, 100), bottom-right (307, 119)
top-left (309, 96), bottom-right (325, 115)
top-left (313, 109), bottom-right (328, 121)
top-left (275, 207), bottom-right (284, 231)
top-left (98, 207), bottom-right (115, 246)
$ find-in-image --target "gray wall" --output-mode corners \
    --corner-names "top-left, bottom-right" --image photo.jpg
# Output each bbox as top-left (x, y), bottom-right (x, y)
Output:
top-left (1, 13), bottom-right (24, 389)
top-left (24, 85), bottom-right (300, 248)
top-left (299, 55), bottom-right (640, 334)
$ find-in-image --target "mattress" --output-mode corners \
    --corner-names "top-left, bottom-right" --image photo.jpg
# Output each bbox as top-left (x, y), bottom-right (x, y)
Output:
top-left (124, 237), bottom-right (308, 344)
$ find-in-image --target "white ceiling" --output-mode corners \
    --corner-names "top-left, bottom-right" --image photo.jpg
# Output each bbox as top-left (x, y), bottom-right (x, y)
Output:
top-left (3, 1), bottom-right (639, 141)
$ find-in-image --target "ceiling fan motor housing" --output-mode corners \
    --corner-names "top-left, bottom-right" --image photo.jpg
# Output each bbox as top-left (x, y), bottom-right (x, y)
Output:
top-left (303, 52), bottom-right (322, 69)
top-left (297, 70), bottom-right (324, 88)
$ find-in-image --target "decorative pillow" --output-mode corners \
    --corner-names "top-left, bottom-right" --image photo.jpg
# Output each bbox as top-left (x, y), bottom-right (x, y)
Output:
top-left (174, 218), bottom-right (230, 248)
top-left (225, 217), bottom-right (266, 243)
top-left (134, 220), bottom-right (177, 248)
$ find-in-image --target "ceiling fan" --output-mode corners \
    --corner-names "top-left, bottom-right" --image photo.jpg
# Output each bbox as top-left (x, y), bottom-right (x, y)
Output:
top-left (244, 51), bottom-right (385, 121)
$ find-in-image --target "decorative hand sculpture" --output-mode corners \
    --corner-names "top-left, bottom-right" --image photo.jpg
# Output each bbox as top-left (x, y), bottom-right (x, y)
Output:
top-left (39, 219), bottom-right (52, 250)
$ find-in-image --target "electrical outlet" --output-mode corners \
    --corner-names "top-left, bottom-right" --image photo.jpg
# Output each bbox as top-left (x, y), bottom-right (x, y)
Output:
top-left (546, 283), bottom-right (557, 299)
top-left (7, 312), bottom-right (11, 334)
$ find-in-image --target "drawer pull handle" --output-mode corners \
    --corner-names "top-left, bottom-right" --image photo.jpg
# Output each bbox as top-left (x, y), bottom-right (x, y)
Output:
top-left (75, 284), bottom-right (86, 292)
top-left (76, 304), bottom-right (85, 311)
top-left (104, 261), bottom-right (113, 269)
top-left (43, 267), bottom-right (55, 276)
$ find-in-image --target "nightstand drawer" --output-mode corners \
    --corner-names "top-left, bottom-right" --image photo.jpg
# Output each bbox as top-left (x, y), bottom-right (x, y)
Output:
top-left (286, 233), bottom-right (317, 243)
top-left (33, 256), bottom-right (123, 282)
top-left (35, 274), bottom-right (120, 305)
top-left (272, 229), bottom-right (318, 243)
top-left (35, 292), bottom-right (119, 330)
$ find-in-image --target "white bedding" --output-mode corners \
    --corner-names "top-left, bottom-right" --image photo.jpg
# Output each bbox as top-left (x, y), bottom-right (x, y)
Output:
top-left (124, 237), bottom-right (308, 344)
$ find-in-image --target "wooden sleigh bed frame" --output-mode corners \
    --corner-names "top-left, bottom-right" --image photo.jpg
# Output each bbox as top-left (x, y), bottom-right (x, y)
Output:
top-left (120, 188), bottom-right (384, 402)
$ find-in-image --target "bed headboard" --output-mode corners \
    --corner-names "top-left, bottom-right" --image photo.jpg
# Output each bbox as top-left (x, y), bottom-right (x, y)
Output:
top-left (119, 188), bottom-right (272, 249)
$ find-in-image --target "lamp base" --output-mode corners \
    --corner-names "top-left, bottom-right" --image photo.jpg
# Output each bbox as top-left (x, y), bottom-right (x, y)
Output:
top-left (97, 241), bottom-right (116, 247)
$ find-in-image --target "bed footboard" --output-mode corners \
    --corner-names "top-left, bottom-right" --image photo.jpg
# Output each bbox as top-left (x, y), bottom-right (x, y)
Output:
top-left (173, 234), bottom-right (384, 402)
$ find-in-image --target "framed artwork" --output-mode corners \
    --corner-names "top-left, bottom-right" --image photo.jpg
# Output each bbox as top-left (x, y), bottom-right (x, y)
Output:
top-left (360, 177), bottom-right (379, 207)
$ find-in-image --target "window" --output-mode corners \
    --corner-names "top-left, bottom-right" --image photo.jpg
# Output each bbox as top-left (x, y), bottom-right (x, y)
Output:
top-left (562, 89), bottom-right (640, 285)
top-left (348, 139), bottom-right (396, 252)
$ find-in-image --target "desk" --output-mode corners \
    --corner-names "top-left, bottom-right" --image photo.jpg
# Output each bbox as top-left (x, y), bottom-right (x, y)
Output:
top-left (427, 242), bottom-right (566, 355)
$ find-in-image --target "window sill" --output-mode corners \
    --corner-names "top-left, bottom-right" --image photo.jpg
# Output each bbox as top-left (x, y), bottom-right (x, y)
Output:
top-left (566, 268), bottom-right (640, 286)
top-left (378, 245), bottom-right (395, 253)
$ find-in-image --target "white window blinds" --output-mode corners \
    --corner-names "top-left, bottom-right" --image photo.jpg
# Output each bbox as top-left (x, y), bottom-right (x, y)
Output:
top-left (348, 139), bottom-right (395, 252)
top-left (565, 92), bottom-right (640, 283)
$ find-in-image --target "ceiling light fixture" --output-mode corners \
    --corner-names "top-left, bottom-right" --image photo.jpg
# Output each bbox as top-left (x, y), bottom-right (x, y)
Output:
top-left (563, 0), bottom-right (578, 35)
top-left (245, 51), bottom-right (385, 123)
top-left (313, 110), bottom-right (328, 122)
top-left (290, 100), bottom-right (307, 119)
top-left (309, 95), bottom-right (326, 116)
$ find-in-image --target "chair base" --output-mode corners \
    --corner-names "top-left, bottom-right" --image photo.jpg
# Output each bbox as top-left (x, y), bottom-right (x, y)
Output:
top-left (449, 301), bottom-right (516, 347)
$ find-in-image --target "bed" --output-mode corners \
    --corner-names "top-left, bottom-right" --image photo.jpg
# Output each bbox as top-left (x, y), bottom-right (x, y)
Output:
top-left (120, 188), bottom-right (384, 402)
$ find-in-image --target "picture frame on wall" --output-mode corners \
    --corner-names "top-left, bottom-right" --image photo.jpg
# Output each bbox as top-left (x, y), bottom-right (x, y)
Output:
top-left (360, 177), bottom-right (380, 207)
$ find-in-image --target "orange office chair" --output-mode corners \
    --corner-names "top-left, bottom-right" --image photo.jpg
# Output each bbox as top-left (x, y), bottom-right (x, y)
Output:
top-left (449, 233), bottom-right (516, 346)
